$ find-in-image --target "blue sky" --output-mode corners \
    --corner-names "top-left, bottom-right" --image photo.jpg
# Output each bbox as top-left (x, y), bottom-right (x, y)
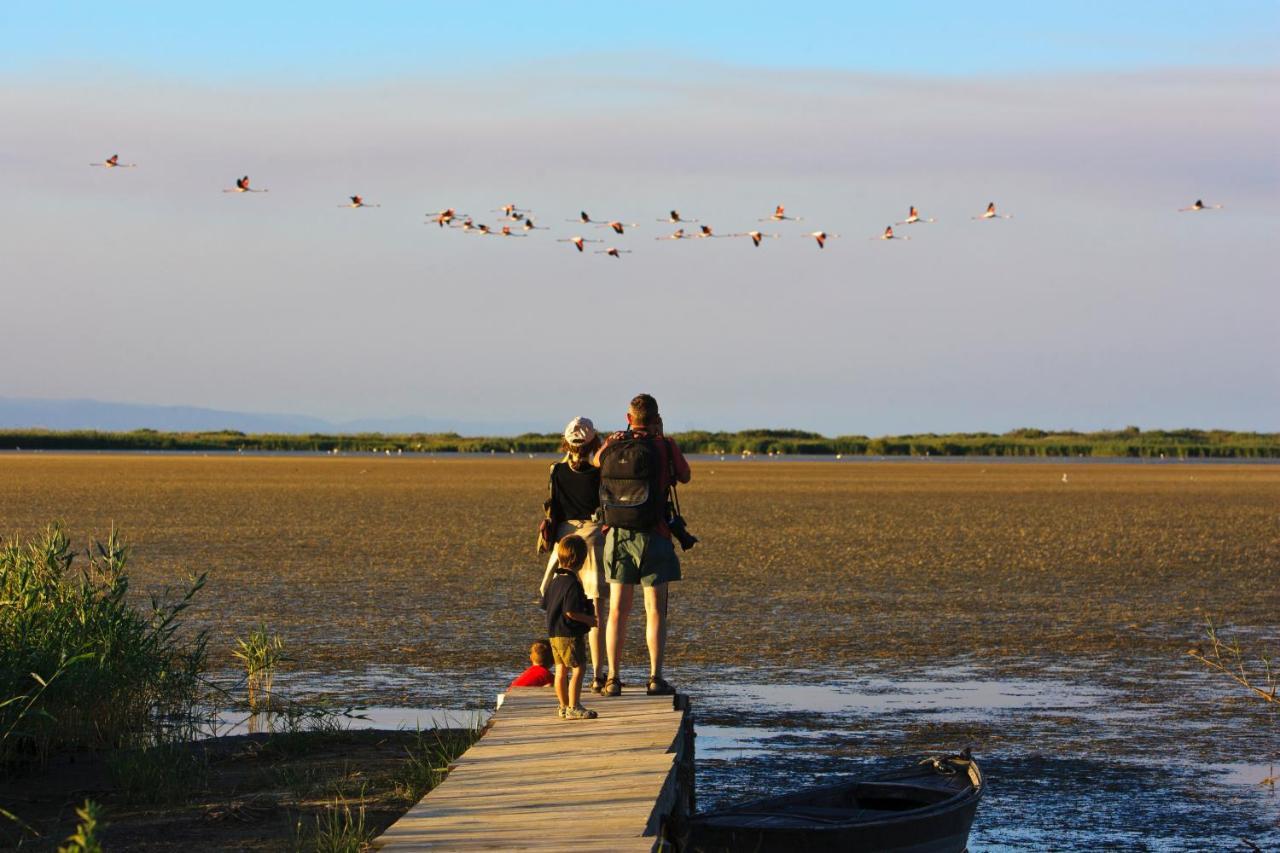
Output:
top-left (4, 2), bottom-right (1278, 80)
top-left (1, 4), bottom-right (1277, 434)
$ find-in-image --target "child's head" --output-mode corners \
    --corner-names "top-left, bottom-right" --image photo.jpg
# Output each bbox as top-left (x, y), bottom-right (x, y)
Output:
top-left (529, 640), bottom-right (551, 668)
top-left (556, 535), bottom-right (588, 571)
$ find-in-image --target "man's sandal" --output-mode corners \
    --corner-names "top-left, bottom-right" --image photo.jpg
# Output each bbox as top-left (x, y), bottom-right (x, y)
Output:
top-left (646, 676), bottom-right (676, 696)
top-left (603, 678), bottom-right (622, 697)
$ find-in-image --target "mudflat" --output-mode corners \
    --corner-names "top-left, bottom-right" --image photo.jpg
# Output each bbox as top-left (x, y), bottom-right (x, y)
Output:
top-left (1, 454), bottom-right (1274, 673)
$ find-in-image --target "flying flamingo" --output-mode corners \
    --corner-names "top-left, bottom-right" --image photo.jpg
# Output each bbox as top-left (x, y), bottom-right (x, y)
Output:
top-left (557, 236), bottom-right (603, 252)
top-left (455, 217), bottom-right (477, 232)
top-left (522, 217), bottom-right (548, 231)
top-left (596, 247), bottom-right (632, 258)
top-left (569, 211), bottom-right (604, 224)
top-left (896, 206), bottom-right (935, 225)
top-left (223, 176), bottom-right (268, 193)
top-left (658, 210), bottom-right (698, 223)
top-left (655, 229), bottom-right (688, 240)
top-left (874, 225), bottom-right (909, 241)
top-left (806, 231), bottom-right (838, 249)
top-left (597, 220), bottom-right (639, 235)
top-left (733, 230), bottom-right (778, 247)
top-left (973, 202), bottom-right (1011, 220)
top-left (339, 195), bottom-right (379, 208)
top-left (90, 154), bottom-right (136, 168)
top-left (1179, 199), bottom-right (1223, 212)
top-left (493, 203), bottom-right (531, 219)
top-left (696, 225), bottom-right (726, 238)
top-left (428, 208), bottom-right (463, 227)
top-left (760, 205), bottom-right (803, 222)
top-left (497, 226), bottom-right (527, 237)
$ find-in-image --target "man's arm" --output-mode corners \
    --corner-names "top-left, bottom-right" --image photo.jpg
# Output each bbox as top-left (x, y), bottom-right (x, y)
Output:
top-left (669, 439), bottom-right (692, 484)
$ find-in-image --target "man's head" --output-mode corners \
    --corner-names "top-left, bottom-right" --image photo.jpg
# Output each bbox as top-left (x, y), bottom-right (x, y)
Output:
top-left (556, 535), bottom-right (588, 570)
top-left (626, 393), bottom-right (659, 429)
top-left (529, 640), bottom-right (552, 668)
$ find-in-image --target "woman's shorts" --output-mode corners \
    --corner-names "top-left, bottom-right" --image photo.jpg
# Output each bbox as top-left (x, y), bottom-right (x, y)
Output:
top-left (546, 519), bottom-right (606, 599)
top-left (550, 635), bottom-right (586, 669)
top-left (604, 528), bottom-right (682, 587)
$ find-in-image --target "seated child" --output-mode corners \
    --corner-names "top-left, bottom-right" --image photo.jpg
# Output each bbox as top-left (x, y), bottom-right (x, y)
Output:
top-left (540, 535), bottom-right (598, 719)
top-left (509, 640), bottom-right (554, 689)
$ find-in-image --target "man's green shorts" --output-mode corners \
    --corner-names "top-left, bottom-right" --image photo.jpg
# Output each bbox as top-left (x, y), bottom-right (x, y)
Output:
top-left (604, 528), bottom-right (682, 587)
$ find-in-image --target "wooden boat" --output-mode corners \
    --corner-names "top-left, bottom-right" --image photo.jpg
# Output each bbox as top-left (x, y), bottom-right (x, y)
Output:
top-left (682, 751), bottom-right (983, 853)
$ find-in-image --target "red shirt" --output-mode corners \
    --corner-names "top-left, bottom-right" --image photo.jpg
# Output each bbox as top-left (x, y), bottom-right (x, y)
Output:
top-left (509, 665), bottom-right (553, 688)
top-left (594, 429), bottom-right (691, 539)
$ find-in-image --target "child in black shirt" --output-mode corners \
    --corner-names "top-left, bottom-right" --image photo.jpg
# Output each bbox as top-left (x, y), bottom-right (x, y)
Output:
top-left (541, 536), bottom-right (599, 719)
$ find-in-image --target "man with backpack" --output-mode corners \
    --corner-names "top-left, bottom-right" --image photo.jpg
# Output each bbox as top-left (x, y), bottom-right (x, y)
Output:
top-left (594, 393), bottom-right (692, 697)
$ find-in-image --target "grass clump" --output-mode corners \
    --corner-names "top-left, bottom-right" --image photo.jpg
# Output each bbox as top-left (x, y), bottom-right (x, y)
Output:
top-left (0, 524), bottom-right (207, 764)
top-left (106, 740), bottom-right (209, 805)
top-left (56, 801), bottom-right (104, 853)
top-left (296, 787), bottom-right (373, 853)
top-left (392, 722), bottom-right (484, 804)
top-left (233, 624), bottom-right (287, 711)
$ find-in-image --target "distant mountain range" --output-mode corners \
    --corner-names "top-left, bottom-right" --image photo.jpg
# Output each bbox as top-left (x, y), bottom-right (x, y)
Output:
top-left (0, 397), bottom-right (541, 436)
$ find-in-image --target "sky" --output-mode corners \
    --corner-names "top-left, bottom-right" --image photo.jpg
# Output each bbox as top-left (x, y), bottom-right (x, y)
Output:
top-left (2, 3), bottom-right (1278, 435)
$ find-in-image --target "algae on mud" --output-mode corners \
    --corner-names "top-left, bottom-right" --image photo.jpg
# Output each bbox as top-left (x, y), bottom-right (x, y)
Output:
top-left (0, 455), bottom-right (1275, 674)
top-left (1, 454), bottom-right (1277, 848)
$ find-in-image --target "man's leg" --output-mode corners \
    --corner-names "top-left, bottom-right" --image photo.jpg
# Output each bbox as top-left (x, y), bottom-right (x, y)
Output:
top-left (643, 582), bottom-right (669, 680)
top-left (607, 581), bottom-right (633, 683)
top-left (588, 597), bottom-right (605, 682)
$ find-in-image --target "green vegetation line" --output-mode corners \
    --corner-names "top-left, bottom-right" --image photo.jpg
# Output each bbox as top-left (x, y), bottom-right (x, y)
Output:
top-left (2, 426), bottom-right (1278, 458)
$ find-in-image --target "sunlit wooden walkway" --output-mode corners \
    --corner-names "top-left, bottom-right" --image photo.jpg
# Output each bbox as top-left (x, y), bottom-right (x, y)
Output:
top-left (374, 686), bottom-right (693, 851)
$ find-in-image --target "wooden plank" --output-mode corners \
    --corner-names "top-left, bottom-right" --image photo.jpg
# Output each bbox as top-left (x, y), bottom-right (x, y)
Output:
top-left (374, 687), bottom-right (691, 852)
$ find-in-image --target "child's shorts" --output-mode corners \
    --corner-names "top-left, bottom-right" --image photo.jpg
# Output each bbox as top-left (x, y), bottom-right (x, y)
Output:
top-left (550, 635), bottom-right (586, 669)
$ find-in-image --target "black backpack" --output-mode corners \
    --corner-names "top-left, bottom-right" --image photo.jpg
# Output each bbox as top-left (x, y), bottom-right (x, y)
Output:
top-left (598, 432), bottom-right (662, 530)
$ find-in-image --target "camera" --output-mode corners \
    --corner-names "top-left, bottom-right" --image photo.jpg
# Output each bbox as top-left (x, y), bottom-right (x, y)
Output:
top-left (668, 512), bottom-right (698, 551)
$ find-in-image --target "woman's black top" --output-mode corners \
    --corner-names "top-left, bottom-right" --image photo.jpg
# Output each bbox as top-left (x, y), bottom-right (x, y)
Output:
top-left (552, 461), bottom-right (601, 521)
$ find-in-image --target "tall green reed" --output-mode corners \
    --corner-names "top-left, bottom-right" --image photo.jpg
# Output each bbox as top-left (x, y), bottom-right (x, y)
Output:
top-left (0, 524), bottom-right (208, 765)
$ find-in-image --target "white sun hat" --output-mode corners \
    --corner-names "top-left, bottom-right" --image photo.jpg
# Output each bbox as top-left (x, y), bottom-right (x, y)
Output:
top-left (563, 416), bottom-right (597, 446)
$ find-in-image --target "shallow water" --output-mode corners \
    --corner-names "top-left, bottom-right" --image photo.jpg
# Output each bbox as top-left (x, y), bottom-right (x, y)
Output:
top-left (212, 659), bottom-right (1280, 850)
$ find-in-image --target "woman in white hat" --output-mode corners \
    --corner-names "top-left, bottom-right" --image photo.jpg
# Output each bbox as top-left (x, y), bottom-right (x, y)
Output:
top-left (539, 417), bottom-right (609, 692)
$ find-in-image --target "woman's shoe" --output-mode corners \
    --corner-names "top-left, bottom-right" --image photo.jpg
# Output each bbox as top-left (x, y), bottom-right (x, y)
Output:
top-left (565, 705), bottom-right (598, 720)
top-left (603, 678), bottom-right (622, 697)
top-left (556, 705), bottom-right (567, 719)
top-left (590, 675), bottom-right (607, 694)
top-left (646, 676), bottom-right (676, 696)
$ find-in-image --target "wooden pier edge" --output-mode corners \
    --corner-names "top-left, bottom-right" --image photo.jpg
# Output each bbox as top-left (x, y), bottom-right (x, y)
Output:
top-left (650, 693), bottom-right (696, 850)
top-left (373, 689), bottom-right (696, 851)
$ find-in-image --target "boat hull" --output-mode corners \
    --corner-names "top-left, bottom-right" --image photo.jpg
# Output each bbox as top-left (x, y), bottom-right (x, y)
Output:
top-left (683, 755), bottom-right (982, 853)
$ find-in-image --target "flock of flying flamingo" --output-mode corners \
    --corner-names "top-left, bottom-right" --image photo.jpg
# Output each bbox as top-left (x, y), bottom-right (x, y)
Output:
top-left (90, 154), bottom-right (1226, 258)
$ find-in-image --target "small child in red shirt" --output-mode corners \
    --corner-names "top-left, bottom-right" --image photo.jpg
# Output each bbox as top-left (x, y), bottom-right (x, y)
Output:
top-left (509, 640), bottom-right (554, 689)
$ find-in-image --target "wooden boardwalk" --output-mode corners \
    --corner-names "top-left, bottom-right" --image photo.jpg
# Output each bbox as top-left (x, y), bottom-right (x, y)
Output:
top-left (374, 686), bottom-right (694, 851)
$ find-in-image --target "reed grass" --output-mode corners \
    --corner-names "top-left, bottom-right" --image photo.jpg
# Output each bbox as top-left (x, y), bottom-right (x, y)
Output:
top-left (391, 719), bottom-right (485, 804)
top-left (55, 801), bottom-right (104, 853)
top-left (297, 786), bottom-right (373, 853)
top-left (232, 624), bottom-right (286, 711)
top-left (4, 425), bottom-right (1278, 458)
top-left (0, 524), bottom-right (208, 765)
